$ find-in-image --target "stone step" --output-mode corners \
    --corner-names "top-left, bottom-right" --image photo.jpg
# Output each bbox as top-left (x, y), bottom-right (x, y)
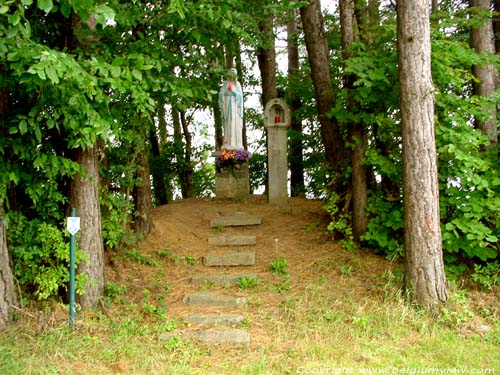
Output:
top-left (202, 251), bottom-right (255, 267)
top-left (208, 235), bottom-right (256, 246)
top-left (183, 292), bottom-right (247, 307)
top-left (186, 313), bottom-right (245, 327)
top-left (196, 328), bottom-right (250, 345)
top-left (160, 328), bottom-right (250, 345)
top-left (210, 214), bottom-right (261, 228)
top-left (191, 273), bottom-right (257, 286)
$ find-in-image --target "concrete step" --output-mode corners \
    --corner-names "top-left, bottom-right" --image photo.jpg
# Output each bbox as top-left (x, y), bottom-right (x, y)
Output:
top-left (210, 214), bottom-right (261, 228)
top-left (191, 273), bottom-right (257, 286)
top-left (160, 328), bottom-right (250, 345)
top-left (185, 313), bottom-right (245, 327)
top-left (202, 251), bottom-right (255, 267)
top-left (183, 292), bottom-right (247, 307)
top-left (208, 235), bottom-right (256, 246)
top-left (196, 328), bottom-right (250, 345)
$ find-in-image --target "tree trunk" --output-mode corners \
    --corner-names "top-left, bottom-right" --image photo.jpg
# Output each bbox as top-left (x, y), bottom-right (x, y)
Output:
top-left (133, 126), bottom-right (153, 236)
top-left (180, 111), bottom-right (194, 198)
top-left (256, 5), bottom-right (277, 195)
top-left (0, 205), bottom-right (17, 331)
top-left (288, 9), bottom-right (306, 198)
top-left (257, 9), bottom-right (278, 107)
top-left (300, 0), bottom-right (347, 187)
top-left (494, 0), bottom-right (500, 53)
top-left (149, 123), bottom-right (168, 205)
top-left (341, 0), bottom-right (368, 243)
top-left (69, 146), bottom-right (105, 308)
top-left (235, 43), bottom-right (248, 150)
top-left (470, 0), bottom-right (498, 147)
top-left (158, 98), bottom-right (168, 144)
top-left (397, 0), bottom-right (447, 309)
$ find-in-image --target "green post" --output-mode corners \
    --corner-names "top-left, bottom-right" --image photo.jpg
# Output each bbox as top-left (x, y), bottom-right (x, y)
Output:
top-left (69, 208), bottom-right (76, 330)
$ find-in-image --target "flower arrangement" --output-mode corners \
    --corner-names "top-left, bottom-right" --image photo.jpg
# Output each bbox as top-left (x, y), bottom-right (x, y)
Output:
top-left (215, 149), bottom-right (252, 173)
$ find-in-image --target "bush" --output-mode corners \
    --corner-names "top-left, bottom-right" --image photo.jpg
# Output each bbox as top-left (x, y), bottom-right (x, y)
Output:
top-left (7, 213), bottom-right (87, 300)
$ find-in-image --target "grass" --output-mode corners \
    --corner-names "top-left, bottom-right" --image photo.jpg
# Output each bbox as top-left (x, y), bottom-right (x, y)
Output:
top-left (2, 273), bottom-right (499, 375)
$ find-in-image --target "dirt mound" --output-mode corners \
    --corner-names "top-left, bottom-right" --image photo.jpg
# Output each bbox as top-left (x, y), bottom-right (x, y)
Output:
top-left (106, 195), bottom-right (392, 346)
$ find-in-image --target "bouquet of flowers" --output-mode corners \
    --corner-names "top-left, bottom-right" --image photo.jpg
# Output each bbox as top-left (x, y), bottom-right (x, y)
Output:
top-left (215, 149), bottom-right (252, 173)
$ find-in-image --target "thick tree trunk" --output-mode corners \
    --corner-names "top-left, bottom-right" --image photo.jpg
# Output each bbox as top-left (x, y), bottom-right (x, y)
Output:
top-left (397, 0), bottom-right (447, 309)
top-left (341, 0), bottom-right (368, 242)
top-left (0, 84), bottom-right (17, 330)
top-left (133, 128), bottom-right (153, 236)
top-left (0, 205), bottom-right (17, 331)
top-left (470, 0), bottom-right (498, 147)
top-left (300, 0), bottom-right (347, 186)
top-left (288, 10), bottom-right (306, 198)
top-left (69, 146), bottom-right (105, 308)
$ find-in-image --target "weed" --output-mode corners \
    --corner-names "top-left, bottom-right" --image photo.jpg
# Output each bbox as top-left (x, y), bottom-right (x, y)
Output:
top-left (123, 249), bottom-right (158, 267)
top-left (104, 282), bottom-right (127, 305)
top-left (164, 282), bottom-right (172, 292)
top-left (238, 317), bottom-right (252, 328)
top-left (157, 249), bottom-right (173, 258)
top-left (340, 265), bottom-right (353, 276)
top-left (269, 257), bottom-right (288, 276)
top-left (212, 225), bottom-right (224, 232)
top-left (304, 220), bottom-right (321, 231)
top-left (184, 255), bottom-right (198, 266)
top-left (269, 275), bottom-right (291, 294)
top-left (237, 276), bottom-right (260, 289)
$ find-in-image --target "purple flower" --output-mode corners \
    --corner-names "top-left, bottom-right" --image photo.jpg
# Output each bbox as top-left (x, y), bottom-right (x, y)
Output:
top-left (235, 149), bottom-right (252, 161)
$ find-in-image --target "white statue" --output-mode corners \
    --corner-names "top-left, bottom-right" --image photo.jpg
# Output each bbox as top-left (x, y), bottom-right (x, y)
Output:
top-left (218, 68), bottom-right (243, 150)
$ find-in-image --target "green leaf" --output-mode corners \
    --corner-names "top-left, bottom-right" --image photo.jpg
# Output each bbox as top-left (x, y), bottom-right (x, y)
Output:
top-left (0, 5), bottom-right (9, 14)
top-left (37, 0), bottom-right (53, 14)
top-left (132, 69), bottom-right (142, 81)
top-left (19, 120), bottom-right (27, 134)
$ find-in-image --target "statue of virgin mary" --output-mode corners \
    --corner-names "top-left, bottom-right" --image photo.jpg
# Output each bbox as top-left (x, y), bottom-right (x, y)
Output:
top-left (218, 68), bottom-right (243, 150)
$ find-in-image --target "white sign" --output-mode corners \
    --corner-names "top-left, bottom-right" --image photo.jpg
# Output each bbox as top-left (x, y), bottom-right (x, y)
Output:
top-left (67, 217), bottom-right (81, 235)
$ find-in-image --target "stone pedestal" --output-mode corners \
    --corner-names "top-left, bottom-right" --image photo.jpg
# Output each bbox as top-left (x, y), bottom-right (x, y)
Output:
top-left (264, 98), bottom-right (291, 205)
top-left (215, 163), bottom-right (249, 199)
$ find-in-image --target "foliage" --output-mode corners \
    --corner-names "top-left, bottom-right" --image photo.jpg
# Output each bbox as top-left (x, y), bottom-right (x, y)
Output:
top-left (237, 276), bottom-right (260, 289)
top-left (471, 262), bottom-right (500, 290)
top-left (362, 195), bottom-right (404, 261)
top-left (269, 257), bottom-right (288, 276)
top-left (322, 192), bottom-right (355, 251)
top-left (7, 213), bottom-right (87, 300)
top-left (123, 249), bottom-right (158, 267)
top-left (100, 189), bottom-right (136, 250)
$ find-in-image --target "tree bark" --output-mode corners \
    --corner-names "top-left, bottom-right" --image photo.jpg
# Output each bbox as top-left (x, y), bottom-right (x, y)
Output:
top-left (300, 0), bottom-right (347, 186)
top-left (235, 43), bottom-right (248, 151)
top-left (69, 146), bottom-right (105, 308)
top-left (256, 9), bottom-right (278, 107)
top-left (470, 0), bottom-right (498, 147)
top-left (0, 205), bottom-right (17, 331)
top-left (288, 9), bottom-right (306, 198)
top-left (149, 123), bottom-right (168, 206)
top-left (494, 0), bottom-right (500, 53)
top-left (341, 0), bottom-right (368, 242)
top-left (397, 0), bottom-right (447, 309)
top-left (133, 126), bottom-right (153, 236)
top-left (180, 111), bottom-right (194, 198)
